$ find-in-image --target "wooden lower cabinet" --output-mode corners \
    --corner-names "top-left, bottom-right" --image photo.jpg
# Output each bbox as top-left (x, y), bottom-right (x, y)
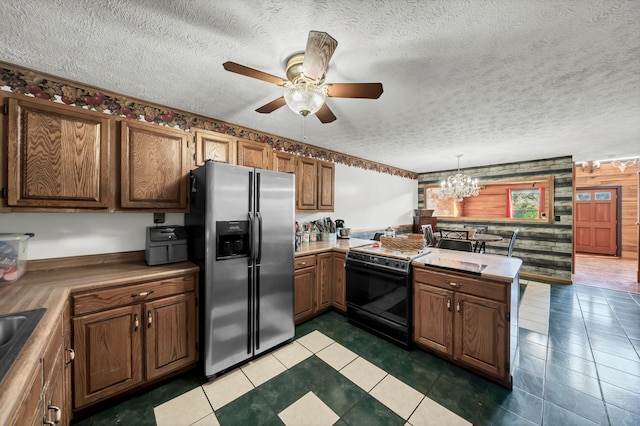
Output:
top-left (10, 307), bottom-right (68, 426)
top-left (331, 252), bottom-right (346, 312)
top-left (71, 274), bottom-right (198, 410)
top-left (316, 253), bottom-right (333, 312)
top-left (294, 255), bottom-right (316, 323)
top-left (413, 266), bottom-right (512, 387)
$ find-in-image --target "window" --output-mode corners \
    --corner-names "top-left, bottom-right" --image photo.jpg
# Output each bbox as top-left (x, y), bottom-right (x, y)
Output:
top-left (576, 192), bottom-right (591, 201)
top-left (595, 192), bottom-right (611, 200)
top-left (509, 189), bottom-right (542, 219)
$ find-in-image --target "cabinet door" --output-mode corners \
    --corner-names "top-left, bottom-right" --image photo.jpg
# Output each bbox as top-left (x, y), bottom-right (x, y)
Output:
top-left (413, 283), bottom-right (454, 357)
top-left (316, 252), bottom-right (333, 311)
top-left (272, 151), bottom-right (296, 173)
top-left (45, 354), bottom-right (66, 426)
top-left (73, 305), bottom-right (143, 408)
top-left (195, 129), bottom-right (236, 166)
top-left (120, 121), bottom-right (189, 210)
top-left (296, 157), bottom-right (318, 211)
top-left (317, 160), bottom-right (335, 211)
top-left (6, 96), bottom-right (111, 209)
top-left (144, 292), bottom-right (197, 381)
top-left (454, 293), bottom-right (507, 379)
top-left (331, 252), bottom-right (346, 312)
top-left (294, 267), bottom-right (315, 323)
top-left (236, 139), bottom-right (270, 169)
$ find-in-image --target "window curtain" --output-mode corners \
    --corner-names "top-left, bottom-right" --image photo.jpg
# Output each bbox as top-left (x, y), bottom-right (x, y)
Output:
top-left (506, 189), bottom-right (513, 218)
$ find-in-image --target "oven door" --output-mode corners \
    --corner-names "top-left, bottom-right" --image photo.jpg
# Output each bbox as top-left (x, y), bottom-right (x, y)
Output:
top-left (345, 258), bottom-right (412, 346)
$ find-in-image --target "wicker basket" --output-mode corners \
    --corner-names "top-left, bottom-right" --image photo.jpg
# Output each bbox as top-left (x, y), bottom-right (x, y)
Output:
top-left (380, 236), bottom-right (425, 251)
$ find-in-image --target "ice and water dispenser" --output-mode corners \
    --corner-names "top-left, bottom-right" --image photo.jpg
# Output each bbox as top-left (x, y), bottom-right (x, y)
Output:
top-left (216, 220), bottom-right (250, 259)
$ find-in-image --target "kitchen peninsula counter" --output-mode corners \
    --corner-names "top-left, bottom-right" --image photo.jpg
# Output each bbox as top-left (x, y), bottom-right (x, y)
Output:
top-left (295, 237), bottom-right (371, 256)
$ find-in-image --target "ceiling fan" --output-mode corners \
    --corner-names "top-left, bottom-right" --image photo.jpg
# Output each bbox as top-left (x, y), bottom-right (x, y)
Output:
top-left (223, 30), bottom-right (383, 123)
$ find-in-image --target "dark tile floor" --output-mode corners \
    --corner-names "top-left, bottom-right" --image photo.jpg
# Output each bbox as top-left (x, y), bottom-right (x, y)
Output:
top-left (72, 283), bottom-right (640, 425)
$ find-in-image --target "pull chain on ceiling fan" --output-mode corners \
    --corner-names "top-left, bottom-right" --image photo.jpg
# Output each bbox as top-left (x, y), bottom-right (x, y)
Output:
top-left (222, 30), bottom-right (383, 123)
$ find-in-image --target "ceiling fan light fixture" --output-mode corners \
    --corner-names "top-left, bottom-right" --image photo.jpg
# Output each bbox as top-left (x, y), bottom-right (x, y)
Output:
top-left (284, 82), bottom-right (326, 117)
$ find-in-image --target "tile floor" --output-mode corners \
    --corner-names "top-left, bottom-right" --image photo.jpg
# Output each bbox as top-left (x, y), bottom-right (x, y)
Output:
top-left (72, 280), bottom-right (640, 426)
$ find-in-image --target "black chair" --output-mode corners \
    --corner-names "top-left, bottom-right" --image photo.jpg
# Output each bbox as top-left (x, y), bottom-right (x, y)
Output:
top-left (372, 232), bottom-right (384, 241)
top-left (507, 229), bottom-right (519, 257)
top-left (436, 238), bottom-right (473, 252)
top-left (421, 224), bottom-right (435, 247)
top-left (439, 229), bottom-right (469, 240)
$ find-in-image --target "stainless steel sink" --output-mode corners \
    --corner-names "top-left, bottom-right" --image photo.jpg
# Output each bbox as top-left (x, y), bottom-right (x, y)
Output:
top-left (0, 308), bottom-right (46, 383)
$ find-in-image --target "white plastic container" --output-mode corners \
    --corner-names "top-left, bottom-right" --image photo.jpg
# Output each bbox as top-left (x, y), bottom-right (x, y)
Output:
top-left (0, 233), bottom-right (33, 283)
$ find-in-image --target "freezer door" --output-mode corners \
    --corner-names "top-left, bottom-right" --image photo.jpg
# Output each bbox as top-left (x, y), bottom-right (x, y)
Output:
top-left (254, 169), bottom-right (295, 356)
top-left (204, 162), bottom-right (255, 376)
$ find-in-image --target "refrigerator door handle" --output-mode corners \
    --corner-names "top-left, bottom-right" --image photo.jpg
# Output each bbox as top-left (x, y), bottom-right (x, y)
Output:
top-left (256, 212), bottom-right (263, 264)
top-left (255, 265), bottom-right (260, 350)
top-left (247, 265), bottom-right (253, 355)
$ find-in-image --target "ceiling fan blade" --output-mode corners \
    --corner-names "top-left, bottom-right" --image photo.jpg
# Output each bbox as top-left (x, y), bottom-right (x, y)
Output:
top-left (326, 83), bottom-right (384, 99)
top-left (316, 103), bottom-right (337, 123)
top-left (223, 61), bottom-right (288, 86)
top-left (256, 97), bottom-right (287, 114)
top-left (302, 31), bottom-right (338, 81)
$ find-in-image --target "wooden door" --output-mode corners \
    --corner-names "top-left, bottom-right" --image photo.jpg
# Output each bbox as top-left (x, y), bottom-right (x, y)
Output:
top-left (317, 160), bottom-right (335, 211)
top-left (316, 252), bottom-right (333, 311)
top-left (296, 157), bottom-right (318, 211)
top-left (331, 252), bottom-right (346, 312)
top-left (120, 121), bottom-right (189, 210)
top-left (575, 188), bottom-right (618, 255)
top-left (272, 151), bottom-right (297, 173)
top-left (194, 129), bottom-right (236, 166)
top-left (294, 267), bottom-right (315, 323)
top-left (144, 293), bottom-right (197, 380)
top-left (6, 96), bottom-right (111, 209)
top-left (413, 283), bottom-right (453, 357)
top-left (73, 305), bottom-right (143, 408)
top-left (454, 293), bottom-right (506, 379)
top-left (236, 139), bottom-right (270, 169)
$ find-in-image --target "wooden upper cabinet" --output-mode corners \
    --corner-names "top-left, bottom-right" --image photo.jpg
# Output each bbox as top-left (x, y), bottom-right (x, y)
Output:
top-left (317, 160), bottom-right (335, 211)
top-left (272, 151), bottom-right (297, 173)
top-left (120, 121), bottom-right (190, 210)
top-left (296, 157), bottom-right (318, 211)
top-left (5, 96), bottom-right (111, 209)
top-left (194, 129), bottom-right (236, 166)
top-left (236, 139), bottom-right (270, 169)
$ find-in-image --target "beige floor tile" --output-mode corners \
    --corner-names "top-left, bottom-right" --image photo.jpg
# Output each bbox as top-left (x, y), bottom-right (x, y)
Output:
top-left (154, 387), bottom-right (213, 426)
top-left (190, 413), bottom-right (221, 426)
top-left (519, 309), bottom-right (548, 324)
top-left (272, 341), bottom-right (313, 368)
top-left (202, 369), bottom-right (254, 410)
top-left (241, 353), bottom-right (287, 387)
top-left (408, 396), bottom-right (472, 426)
top-left (296, 330), bottom-right (335, 353)
top-left (339, 357), bottom-right (387, 392)
top-left (278, 391), bottom-right (340, 426)
top-left (519, 304), bottom-right (549, 317)
top-left (370, 374), bottom-right (424, 419)
top-left (519, 318), bottom-right (548, 335)
top-left (316, 342), bottom-right (358, 371)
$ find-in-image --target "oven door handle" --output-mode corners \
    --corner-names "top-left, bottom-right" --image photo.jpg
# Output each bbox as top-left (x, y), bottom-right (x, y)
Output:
top-left (345, 259), bottom-right (406, 275)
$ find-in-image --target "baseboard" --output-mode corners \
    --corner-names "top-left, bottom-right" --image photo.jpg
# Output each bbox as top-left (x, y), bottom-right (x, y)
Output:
top-left (520, 271), bottom-right (572, 285)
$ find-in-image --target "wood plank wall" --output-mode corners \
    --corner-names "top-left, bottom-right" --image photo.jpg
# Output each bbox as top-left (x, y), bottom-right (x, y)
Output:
top-left (418, 156), bottom-right (573, 282)
top-left (574, 160), bottom-right (639, 259)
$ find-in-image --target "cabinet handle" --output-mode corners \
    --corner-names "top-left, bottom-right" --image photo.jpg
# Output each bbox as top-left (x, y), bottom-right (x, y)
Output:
top-left (300, 261), bottom-right (306, 265)
top-left (147, 310), bottom-right (152, 328)
top-left (447, 280), bottom-right (461, 288)
top-left (48, 403), bottom-right (61, 422)
top-left (43, 417), bottom-right (55, 426)
top-left (131, 290), bottom-right (155, 298)
top-left (65, 347), bottom-right (75, 362)
top-left (134, 314), bottom-right (139, 331)
top-left (456, 302), bottom-right (461, 314)
top-left (447, 298), bottom-right (451, 311)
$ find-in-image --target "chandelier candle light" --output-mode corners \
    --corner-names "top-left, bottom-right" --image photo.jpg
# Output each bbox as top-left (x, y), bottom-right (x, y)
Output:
top-left (439, 155), bottom-right (480, 202)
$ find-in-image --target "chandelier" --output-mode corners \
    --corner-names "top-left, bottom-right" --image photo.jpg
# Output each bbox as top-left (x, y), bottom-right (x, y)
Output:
top-left (439, 155), bottom-right (480, 202)
top-left (284, 82), bottom-right (327, 117)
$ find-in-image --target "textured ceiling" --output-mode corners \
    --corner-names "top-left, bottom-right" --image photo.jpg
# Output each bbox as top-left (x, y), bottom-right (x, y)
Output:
top-left (1, 0), bottom-right (638, 173)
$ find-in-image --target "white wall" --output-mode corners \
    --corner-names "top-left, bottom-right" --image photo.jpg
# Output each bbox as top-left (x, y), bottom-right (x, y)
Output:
top-left (295, 163), bottom-right (418, 232)
top-left (0, 164), bottom-right (417, 260)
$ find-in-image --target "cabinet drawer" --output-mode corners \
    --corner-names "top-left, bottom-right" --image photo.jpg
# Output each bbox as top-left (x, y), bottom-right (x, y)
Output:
top-left (414, 268), bottom-right (506, 302)
top-left (295, 255), bottom-right (316, 270)
top-left (73, 275), bottom-right (195, 315)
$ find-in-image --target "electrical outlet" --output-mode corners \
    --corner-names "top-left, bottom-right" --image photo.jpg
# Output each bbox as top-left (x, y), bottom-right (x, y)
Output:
top-left (153, 213), bottom-right (165, 224)
top-left (555, 215), bottom-right (561, 222)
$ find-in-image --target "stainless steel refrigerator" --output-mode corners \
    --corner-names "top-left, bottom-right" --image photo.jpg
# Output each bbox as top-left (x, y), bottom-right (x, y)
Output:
top-left (186, 161), bottom-right (295, 379)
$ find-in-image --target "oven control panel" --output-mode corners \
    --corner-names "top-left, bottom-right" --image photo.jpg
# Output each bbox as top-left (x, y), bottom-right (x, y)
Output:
top-left (346, 252), bottom-right (411, 272)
